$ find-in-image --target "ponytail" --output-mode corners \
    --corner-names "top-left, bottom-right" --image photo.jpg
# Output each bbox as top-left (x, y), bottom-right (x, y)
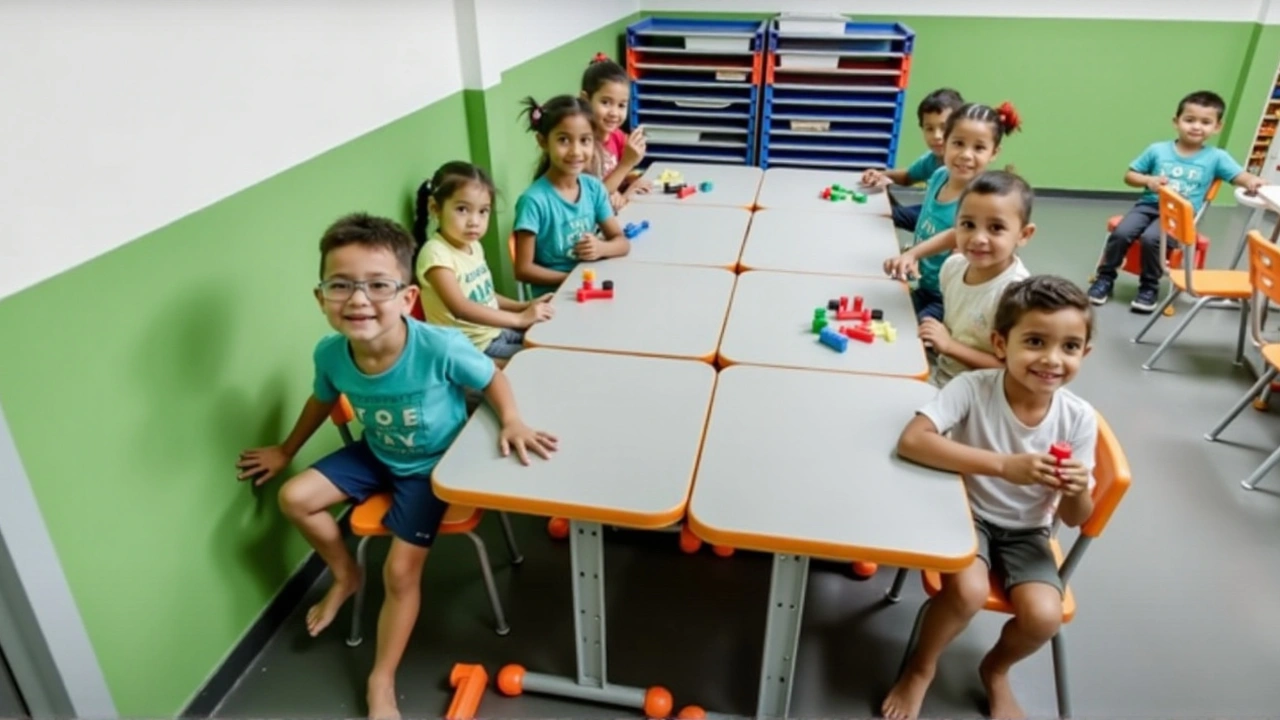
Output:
top-left (518, 95), bottom-right (595, 179)
top-left (945, 101), bottom-right (1022, 147)
top-left (411, 180), bottom-right (432, 246)
top-left (995, 101), bottom-right (1022, 136)
top-left (410, 161), bottom-right (496, 249)
top-left (581, 52), bottom-right (628, 96)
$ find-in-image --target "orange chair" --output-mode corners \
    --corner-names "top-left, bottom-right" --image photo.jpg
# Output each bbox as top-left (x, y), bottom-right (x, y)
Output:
top-left (508, 233), bottom-right (529, 302)
top-left (887, 412), bottom-right (1132, 720)
top-left (327, 396), bottom-right (523, 646)
top-left (1131, 185), bottom-right (1252, 370)
top-left (1204, 230), bottom-right (1280, 491)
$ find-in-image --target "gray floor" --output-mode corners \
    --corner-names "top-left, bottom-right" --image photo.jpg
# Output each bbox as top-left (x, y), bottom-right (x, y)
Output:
top-left (213, 197), bottom-right (1280, 719)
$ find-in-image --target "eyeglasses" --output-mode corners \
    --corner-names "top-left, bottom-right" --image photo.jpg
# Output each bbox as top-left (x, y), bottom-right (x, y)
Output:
top-left (316, 279), bottom-right (408, 302)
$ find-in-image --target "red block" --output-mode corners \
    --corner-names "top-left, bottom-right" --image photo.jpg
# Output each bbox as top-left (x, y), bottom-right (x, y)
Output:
top-left (576, 288), bottom-right (614, 302)
top-left (677, 186), bottom-right (696, 199)
top-left (840, 324), bottom-right (875, 343)
top-left (1049, 441), bottom-right (1072, 462)
top-left (853, 296), bottom-right (864, 312)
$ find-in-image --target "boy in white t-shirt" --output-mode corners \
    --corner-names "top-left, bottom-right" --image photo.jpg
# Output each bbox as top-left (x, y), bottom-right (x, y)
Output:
top-left (922, 170), bottom-right (1035, 386)
top-left (882, 275), bottom-right (1098, 720)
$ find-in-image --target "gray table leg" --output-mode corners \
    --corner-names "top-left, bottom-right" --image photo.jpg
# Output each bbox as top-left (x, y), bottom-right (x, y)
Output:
top-left (503, 520), bottom-right (666, 713)
top-left (756, 554), bottom-right (810, 720)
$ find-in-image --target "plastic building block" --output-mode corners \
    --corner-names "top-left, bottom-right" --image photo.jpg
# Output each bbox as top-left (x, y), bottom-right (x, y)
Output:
top-left (1049, 441), bottom-right (1072, 463)
top-left (840, 324), bottom-right (875, 344)
top-left (871, 308), bottom-right (884, 321)
top-left (576, 272), bottom-right (614, 302)
top-left (883, 324), bottom-right (897, 342)
top-left (853, 296), bottom-right (864, 312)
top-left (699, 181), bottom-right (713, 192)
top-left (658, 169), bottom-right (683, 185)
top-left (623, 220), bottom-right (650, 239)
top-left (818, 327), bottom-right (849, 352)
top-left (676, 185), bottom-right (697, 199)
top-left (811, 307), bottom-right (828, 334)
top-left (446, 663), bottom-right (488, 720)
top-left (663, 182), bottom-right (686, 194)
top-left (827, 299), bottom-right (840, 311)
top-left (822, 184), bottom-right (869, 204)
top-left (834, 307), bottom-right (871, 323)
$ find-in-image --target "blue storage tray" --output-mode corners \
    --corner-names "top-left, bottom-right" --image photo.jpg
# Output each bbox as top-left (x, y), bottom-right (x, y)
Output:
top-left (628, 17), bottom-right (766, 52)
top-left (769, 20), bottom-right (914, 54)
top-left (645, 143), bottom-right (753, 166)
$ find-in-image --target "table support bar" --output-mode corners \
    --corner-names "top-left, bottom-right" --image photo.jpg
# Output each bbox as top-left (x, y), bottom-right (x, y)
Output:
top-left (756, 554), bottom-right (809, 719)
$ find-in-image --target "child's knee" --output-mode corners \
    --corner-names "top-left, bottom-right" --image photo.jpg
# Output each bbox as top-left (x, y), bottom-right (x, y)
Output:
top-left (382, 544), bottom-right (429, 596)
top-left (277, 470), bottom-right (328, 518)
top-left (1011, 584), bottom-right (1063, 639)
top-left (944, 563), bottom-right (991, 615)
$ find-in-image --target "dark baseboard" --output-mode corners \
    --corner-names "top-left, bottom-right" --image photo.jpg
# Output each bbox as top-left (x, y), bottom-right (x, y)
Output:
top-left (181, 508), bottom-right (352, 718)
top-left (1033, 188), bottom-right (1136, 201)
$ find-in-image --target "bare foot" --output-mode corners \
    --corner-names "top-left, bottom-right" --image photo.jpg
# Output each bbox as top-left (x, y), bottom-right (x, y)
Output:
top-left (979, 655), bottom-right (1026, 720)
top-left (366, 675), bottom-right (400, 720)
top-left (306, 570), bottom-right (361, 637)
top-left (881, 666), bottom-right (934, 720)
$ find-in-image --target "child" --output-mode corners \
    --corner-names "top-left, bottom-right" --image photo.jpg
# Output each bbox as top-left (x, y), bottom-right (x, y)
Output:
top-left (235, 213), bottom-right (557, 720)
top-left (882, 274), bottom-right (1097, 720)
top-left (862, 87), bottom-right (966, 232)
top-left (581, 53), bottom-right (651, 210)
top-left (883, 101), bottom-right (1023, 322)
top-left (1087, 90), bottom-right (1264, 313)
top-left (412, 161), bottom-right (554, 366)
top-left (925, 170), bottom-right (1035, 387)
top-left (512, 94), bottom-right (630, 297)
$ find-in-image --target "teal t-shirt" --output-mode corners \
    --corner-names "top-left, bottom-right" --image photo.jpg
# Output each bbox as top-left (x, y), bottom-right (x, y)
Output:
top-left (904, 151), bottom-right (944, 185)
top-left (1131, 141), bottom-right (1242, 213)
top-left (312, 318), bottom-right (495, 477)
top-left (513, 174), bottom-right (614, 296)
top-left (911, 166), bottom-right (959, 294)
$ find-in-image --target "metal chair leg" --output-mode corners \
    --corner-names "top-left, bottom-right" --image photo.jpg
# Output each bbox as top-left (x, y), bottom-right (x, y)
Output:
top-left (1052, 630), bottom-right (1071, 719)
top-left (1207, 368), bottom-right (1277, 441)
top-left (464, 531), bottom-right (511, 636)
top-left (885, 568), bottom-right (909, 603)
top-left (1235, 301), bottom-right (1250, 366)
top-left (1132, 290), bottom-right (1181, 344)
top-left (1141, 296), bottom-right (1212, 370)
top-left (897, 598), bottom-right (930, 681)
top-left (1241, 444), bottom-right (1280, 491)
top-left (497, 512), bottom-right (523, 566)
top-left (346, 536), bottom-right (371, 647)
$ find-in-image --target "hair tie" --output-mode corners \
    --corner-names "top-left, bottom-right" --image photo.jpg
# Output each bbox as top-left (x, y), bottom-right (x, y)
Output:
top-left (592, 52), bottom-right (609, 63)
top-left (531, 105), bottom-right (543, 123)
top-left (996, 101), bottom-right (1021, 133)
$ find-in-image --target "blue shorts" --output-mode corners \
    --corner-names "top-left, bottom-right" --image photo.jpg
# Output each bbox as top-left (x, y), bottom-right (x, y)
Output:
top-left (312, 440), bottom-right (448, 548)
top-left (912, 287), bottom-right (945, 323)
top-left (892, 202), bottom-right (922, 233)
top-left (483, 328), bottom-right (525, 360)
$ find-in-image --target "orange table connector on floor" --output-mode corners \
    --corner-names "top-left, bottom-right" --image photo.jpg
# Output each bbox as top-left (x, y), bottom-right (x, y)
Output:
top-left (445, 663), bottom-right (488, 720)
top-left (576, 268), bottom-right (614, 302)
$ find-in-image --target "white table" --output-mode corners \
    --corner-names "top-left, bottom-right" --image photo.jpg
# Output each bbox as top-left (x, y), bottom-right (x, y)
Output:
top-left (755, 167), bottom-right (892, 215)
top-left (718, 270), bottom-right (928, 379)
top-left (631, 161), bottom-right (763, 209)
top-left (432, 348), bottom-right (717, 714)
top-left (615, 203), bottom-right (750, 270)
top-left (526, 260), bottom-right (736, 363)
top-left (688, 366), bottom-right (975, 719)
top-left (739, 208), bottom-right (900, 277)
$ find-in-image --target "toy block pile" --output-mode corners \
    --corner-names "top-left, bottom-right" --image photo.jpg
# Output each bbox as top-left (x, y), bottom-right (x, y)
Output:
top-left (657, 168), bottom-right (712, 200)
top-left (811, 295), bottom-right (895, 353)
top-left (576, 269), bottom-right (614, 303)
top-left (820, 183), bottom-right (867, 204)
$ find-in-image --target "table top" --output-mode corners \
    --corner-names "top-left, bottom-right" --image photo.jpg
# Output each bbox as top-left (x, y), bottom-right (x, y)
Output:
top-left (756, 168), bottom-right (892, 215)
top-left (632, 162), bottom-right (763, 209)
top-left (688, 365), bottom-right (975, 569)
top-left (615, 202), bottom-right (751, 270)
top-left (717, 270), bottom-right (928, 379)
top-left (738, 208), bottom-right (901, 277)
top-left (524, 260), bottom-right (736, 363)
top-left (432, 348), bottom-right (717, 529)
top-left (1238, 185), bottom-right (1271, 210)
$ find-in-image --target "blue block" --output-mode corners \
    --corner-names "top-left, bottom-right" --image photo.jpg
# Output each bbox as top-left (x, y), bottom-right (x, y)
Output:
top-left (818, 327), bottom-right (848, 353)
top-left (624, 220), bottom-right (650, 239)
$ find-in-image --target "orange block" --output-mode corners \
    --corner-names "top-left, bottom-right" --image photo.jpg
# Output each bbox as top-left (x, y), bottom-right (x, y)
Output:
top-left (445, 663), bottom-right (488, 720)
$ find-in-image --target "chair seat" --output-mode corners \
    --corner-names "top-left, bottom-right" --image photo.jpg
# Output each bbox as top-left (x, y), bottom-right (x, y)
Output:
top-left (1168, 269), bottom-right (1251, 298)
top-left (350, 493), bottom-right (482, 536)
top-left (921, 537), bottom-right (1076, 622)
top-left (1261, 344), bottom-right (1280, 371)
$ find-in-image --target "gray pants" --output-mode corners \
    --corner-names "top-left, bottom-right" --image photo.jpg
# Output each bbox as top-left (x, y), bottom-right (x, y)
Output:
top-left (483, 328), bottom-right (526, 360)
top-left (1095, 202), bottom-right (1164, 290)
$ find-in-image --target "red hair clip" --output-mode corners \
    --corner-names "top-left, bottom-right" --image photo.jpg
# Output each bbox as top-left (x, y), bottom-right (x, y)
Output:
top-left (592, 52), bottom-right (609, 63)
top-left (996, 101), bottom-right (1022, 133)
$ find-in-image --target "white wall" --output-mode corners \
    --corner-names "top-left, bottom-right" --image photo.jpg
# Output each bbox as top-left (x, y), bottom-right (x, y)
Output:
top-left (0, 0), bottom-right (465, 301)
top-left (471, 0), bottom-right (639, 87)
top-left (639, 0), bottom-right (1268, 22)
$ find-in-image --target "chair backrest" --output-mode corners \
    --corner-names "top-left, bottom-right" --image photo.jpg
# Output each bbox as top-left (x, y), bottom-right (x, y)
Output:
top-left (1204, 177), bottom-right (1222, 206)
top-left (1080, 412), bottom-right (1132, 539)
top-left (1157, 185), bottom-right (1198, 248)
top-left (330, 394), bottom-right (355, 426)
top-left (1247, 230), bottom-right (1280, 347)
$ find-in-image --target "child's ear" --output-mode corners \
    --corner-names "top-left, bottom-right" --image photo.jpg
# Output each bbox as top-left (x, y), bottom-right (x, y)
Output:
top-left (428, 197), bottom-right (440, 217)
top-left (1019, 222), bottom-right (1036, 245)
top-left (579, 89), bottom-right (590, 102)
top-left (536, 133), bottom-right (547, 151)
top-left (400, 284), bottom-right (420, 315)
top-left (990, 331), bottom-right (1008, 361)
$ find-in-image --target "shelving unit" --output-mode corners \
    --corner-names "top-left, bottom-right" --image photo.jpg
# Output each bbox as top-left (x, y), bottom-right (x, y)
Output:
top-left (1245, 58), bottom-right (1280, 181)
top-left (759, 16), bottom-right (914, 171)
top-left (625, 18), bottom-right (767, 166)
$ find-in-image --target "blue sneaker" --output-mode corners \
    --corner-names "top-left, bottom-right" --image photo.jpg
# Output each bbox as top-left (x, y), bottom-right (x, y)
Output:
top-left (1131, 286), bottom-right (1159, 313)
top-left (1087, 277), bottom-right (1113, 306)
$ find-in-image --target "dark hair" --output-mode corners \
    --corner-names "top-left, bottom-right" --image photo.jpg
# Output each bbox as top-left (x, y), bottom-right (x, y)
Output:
top-left (994, 275), bottom-right (1095, 343)
top-left (412, 161), bottom-right (496, 245)
top-left (519, 95), bottom-right (595, 179)
top-left (581, 52), bottom-right (628, 97)
top-left (318, 213), bottom-right (416, 283)
top-left (958, 170), bottom-right (1035, 225)
top-left (917, 87), bottom-right (965, 125)
top-left (1176, 90), bottom-right (1226, 120)
top-left (945, 101), bottom-right (1022, 147)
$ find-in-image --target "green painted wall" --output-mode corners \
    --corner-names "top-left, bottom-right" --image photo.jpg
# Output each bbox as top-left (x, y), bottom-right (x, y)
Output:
top-left (645, 11), bottom-right (1265, 199)
top-left (0, 94), bottom-right (470, 716)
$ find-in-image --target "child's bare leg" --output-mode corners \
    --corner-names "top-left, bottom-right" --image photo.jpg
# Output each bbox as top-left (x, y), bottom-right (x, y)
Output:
top-left (278, 470), bottom-right (362, 636)
top-left (979, 582), bottom-right (1061, 720)
top-left (366, 538), bottom-right (430, 720)
top-left (882, 560), bottom-right (989, 720)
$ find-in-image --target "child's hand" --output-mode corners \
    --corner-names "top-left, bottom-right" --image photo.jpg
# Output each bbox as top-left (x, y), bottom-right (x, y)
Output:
top-left (609, 192), bottom-right (627, 212)
top-left (1055, 459), bottom-right (1091, 496)
top-left (1146, 175), bottom-right (1168, 193)
top-left (861, 168), bottom-right (887, 187)
top-left (574, 233), bottom-right (605, 261)
top-left (917, 318), bottom-right (952, 355)
top-left (999, 452), bottom-right (1062, 488)
top-left (1245, 176), bottom-right (1266, 195)
top-left (236, 445), bottom-right (292, 486)
top-left (499, 420), bottom-right (559, 465)
top-left (630, 177), bottom-right (653, 195)
top-left (622, 127), bottom-right (647, 167)
top-left (518, 295), bottom-right (555, 327)
top-left (883, 253), bottom-right (918, 281)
